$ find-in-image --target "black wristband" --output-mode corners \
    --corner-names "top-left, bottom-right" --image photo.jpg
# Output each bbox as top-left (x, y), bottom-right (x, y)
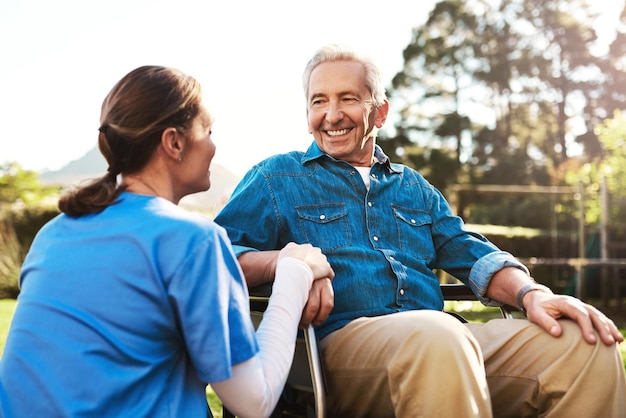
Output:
top-left (516, 283), bottom-right (552, 315)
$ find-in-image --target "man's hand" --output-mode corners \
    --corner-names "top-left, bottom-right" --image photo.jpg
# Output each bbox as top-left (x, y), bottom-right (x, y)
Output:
top-left (277, 243), bottom-right (335, 327)
top-left (524, 290), bottom-right (624, 346)
top-left (239, 243), bottom-right (334, 326)
top-left (300, 278), bottom-right (334, 327)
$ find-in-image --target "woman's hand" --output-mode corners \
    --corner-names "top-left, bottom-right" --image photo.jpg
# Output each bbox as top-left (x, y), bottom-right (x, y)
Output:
top-left (278, 242), bottom-right (334, 282)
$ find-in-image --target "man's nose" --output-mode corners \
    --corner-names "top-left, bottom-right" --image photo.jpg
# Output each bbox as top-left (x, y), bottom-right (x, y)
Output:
top-left (325, 101), bottom-right (344, 123)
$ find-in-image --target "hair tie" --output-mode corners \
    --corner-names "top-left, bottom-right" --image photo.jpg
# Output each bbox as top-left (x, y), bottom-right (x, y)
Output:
top-left (107, 164), bottom-right (121, 175)
top-left (98, 125), bottom-right (109, 134)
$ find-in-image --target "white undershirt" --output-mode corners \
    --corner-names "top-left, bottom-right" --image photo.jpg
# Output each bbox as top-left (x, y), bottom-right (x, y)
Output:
top-left (211, 257), bottom-right (314, 418)
top-left (356, 166), bottom-right (371, 189)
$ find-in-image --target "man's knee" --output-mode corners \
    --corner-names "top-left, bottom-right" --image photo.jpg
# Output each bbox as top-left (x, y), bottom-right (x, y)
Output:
top-left (558, 319), bottom-right (624, 377)
top-left (390, 310), bottom-right (484, 369)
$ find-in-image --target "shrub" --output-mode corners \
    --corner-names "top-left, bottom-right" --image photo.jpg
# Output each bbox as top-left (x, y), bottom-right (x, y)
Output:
top-left (0, 221), bottom-right (22, 299)
top-left (0, 206), bottom-right (59, 299)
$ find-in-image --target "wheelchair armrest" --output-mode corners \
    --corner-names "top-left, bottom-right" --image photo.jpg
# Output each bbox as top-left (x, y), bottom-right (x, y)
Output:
top-left (440, 283), bottom-right (476, 300)
top-left (440, 283), bottom-right (518, 319)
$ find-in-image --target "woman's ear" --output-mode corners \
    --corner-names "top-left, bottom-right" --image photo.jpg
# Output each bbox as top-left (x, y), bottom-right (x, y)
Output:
top-left (161, 127), bottom-right (184, 161)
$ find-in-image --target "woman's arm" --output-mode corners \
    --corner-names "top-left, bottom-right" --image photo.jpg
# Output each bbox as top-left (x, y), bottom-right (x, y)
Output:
top-left (212, 245), bottom-right (333, 418)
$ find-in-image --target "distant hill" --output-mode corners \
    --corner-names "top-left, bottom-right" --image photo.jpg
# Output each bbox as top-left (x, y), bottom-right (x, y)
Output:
top-left (39, 147), bottom-right (241, 215)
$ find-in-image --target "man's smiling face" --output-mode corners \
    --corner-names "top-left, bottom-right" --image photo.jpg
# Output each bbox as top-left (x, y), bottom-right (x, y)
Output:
top-left (306, 60), bottom-right (387, 166)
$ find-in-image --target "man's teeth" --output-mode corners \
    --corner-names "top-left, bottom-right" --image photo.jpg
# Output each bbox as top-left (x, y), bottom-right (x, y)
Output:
top-left (327, 129), bottom-right (349, 136)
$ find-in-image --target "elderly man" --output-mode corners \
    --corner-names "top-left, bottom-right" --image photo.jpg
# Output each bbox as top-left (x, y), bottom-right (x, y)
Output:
top-left (215, 44), bottom-right (625, 417)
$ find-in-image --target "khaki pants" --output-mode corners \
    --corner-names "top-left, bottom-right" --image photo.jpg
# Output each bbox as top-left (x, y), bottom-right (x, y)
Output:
top-left (320, 310), bottom-right (625, 417)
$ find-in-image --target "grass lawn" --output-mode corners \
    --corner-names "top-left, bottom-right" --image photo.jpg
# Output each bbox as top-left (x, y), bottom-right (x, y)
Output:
top-left (1, 298), bottom-right (625, 417)
top-left (0, 300), bottom-right (16, 355)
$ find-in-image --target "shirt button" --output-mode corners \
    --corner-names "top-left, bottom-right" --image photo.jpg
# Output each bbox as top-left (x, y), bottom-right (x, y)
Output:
top-left (371, 174), bottom-right (377, 179)
top-left (319, 215), bottom-right (326, 220)
top-left (399, 289), bottom-right (405, 295)
top-left (368, 201), bottom-right (373, 207)
top-left (389, 256), bottom-right (395, 261)
top-left (411, 219), bottom-right (416, 224)
top-left (373, 236), bottom-right (379, 241)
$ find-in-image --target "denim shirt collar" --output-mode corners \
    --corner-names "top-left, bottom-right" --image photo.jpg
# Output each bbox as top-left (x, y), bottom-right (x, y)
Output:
top-left (301, 141), bottom-right (402, 174)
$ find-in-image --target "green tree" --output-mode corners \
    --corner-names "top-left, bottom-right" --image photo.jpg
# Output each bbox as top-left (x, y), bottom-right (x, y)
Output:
top-left (385, 0), bottom-right (483, 186)
top-left (520, 0), bottom-right (606, 168)
top-left (382, 0), bottom-right (626, 192)
top-left (584, 6), bottom-right (626, 159)
top-left (595, 110), bottom-right (626, 233)
top-left (0, 162), bottom-right (60, 207)
top-left (0, 220), bottom-right (21, 298)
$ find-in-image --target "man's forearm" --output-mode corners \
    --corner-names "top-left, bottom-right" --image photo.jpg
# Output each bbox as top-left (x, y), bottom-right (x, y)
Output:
top-left (238, 250), bottom-right (281, 287)
top-left (485, 266), bottom-right (535, 308)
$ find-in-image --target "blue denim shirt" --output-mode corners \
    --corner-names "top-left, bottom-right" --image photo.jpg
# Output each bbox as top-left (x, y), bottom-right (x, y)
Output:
top-left (214, 142), bottom-right (528, 339)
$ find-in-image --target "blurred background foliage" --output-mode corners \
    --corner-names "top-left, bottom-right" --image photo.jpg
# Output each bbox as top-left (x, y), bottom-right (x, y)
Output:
top-left (0, 163), bottom-right (60, 298)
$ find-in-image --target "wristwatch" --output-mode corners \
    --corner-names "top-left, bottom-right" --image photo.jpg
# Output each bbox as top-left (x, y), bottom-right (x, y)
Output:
top-left (516, 283), bottom-right (552, 315)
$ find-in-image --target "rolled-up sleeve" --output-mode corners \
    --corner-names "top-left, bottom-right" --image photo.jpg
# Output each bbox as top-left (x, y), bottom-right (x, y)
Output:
top-left (468, 251), bottom-right (529, 306)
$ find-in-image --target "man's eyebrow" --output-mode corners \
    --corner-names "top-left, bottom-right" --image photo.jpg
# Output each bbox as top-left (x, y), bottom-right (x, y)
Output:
top-left (338, 90), bottom-right (360, 97)
top-left (309, 90), bottom-right (361, 100)
top-left (309, 92), bottom-right (327, 101)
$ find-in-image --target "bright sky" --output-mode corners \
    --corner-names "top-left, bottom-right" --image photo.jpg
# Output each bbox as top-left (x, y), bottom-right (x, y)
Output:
top-left (0, 0), bottom-right (439, 176)
top-left (1, 0), bottom-right (622, 177)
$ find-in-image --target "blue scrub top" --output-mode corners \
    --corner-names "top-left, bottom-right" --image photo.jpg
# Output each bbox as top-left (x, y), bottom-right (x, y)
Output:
top-left (0, 192), bottom-right (258, 417)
